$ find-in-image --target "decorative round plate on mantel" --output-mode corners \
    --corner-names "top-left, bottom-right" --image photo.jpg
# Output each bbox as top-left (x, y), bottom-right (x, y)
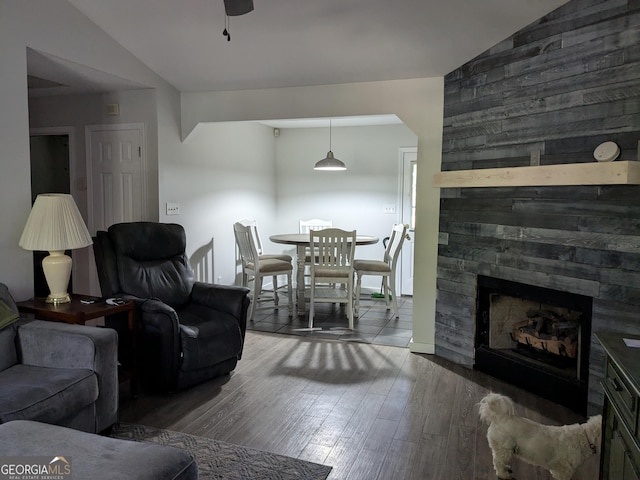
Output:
top-left (593, 141), bottom-right (620, 162)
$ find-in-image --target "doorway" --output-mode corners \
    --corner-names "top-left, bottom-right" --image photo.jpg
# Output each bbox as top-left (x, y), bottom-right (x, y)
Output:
top-left (28, 132), bottom-right (71, 297)
top-left (86, 123), bottom-right (146, 234)
top-left (399, 147), bottom-right (416, 296)
top-left (86, 123), bottom-right (146, 295)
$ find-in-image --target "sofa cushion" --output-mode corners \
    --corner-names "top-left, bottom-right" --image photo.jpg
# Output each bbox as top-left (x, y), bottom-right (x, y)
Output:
top-left (0, 323), bottom-right (17, 373)
top-left (0, 420), bottom-right (198, 480)
top-left (0, 365), bottom-right (98, 425)
top-left (178, 304), bottom-right (243, 371)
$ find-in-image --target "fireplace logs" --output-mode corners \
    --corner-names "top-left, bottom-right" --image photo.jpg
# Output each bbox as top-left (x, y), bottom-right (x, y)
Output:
top-left (511, 309), bottom-right (580, 358)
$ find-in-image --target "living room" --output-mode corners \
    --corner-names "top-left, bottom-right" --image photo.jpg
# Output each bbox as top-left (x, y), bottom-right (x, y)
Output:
top-left (2, 0), bottom-right (447, 356)
top-left (2, 0), bottom-right (640, 478)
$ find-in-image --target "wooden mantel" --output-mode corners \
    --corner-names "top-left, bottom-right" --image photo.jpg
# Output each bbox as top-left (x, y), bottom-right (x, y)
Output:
top-left (433, 161), bottom-right (640, 188)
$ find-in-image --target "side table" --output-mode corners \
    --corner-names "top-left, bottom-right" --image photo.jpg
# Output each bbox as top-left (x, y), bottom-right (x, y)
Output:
top-left (16, 295), bottom-right (137, 394)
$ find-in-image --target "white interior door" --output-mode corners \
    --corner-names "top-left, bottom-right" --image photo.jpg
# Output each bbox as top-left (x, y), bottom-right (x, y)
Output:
top-left (87, 124), bottom-right (146, 233)
top-left (400, 147), bottom-right (417, 295)
top-left (87, 124), bottom-right (146, 295)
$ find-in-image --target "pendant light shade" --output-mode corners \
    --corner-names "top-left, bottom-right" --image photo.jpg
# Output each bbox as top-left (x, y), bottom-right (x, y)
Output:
top-left (314, 151), bottom-right (347, 171)
top-left (314, 119), bottom-right (346, 171)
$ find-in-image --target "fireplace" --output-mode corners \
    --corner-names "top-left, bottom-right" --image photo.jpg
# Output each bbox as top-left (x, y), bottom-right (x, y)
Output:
top-left (475, 275), bottom-right (593, 414)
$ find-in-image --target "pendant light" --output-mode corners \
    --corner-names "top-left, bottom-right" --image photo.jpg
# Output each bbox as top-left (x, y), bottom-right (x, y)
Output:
top-left (314, 119), bottom-right (347, 171)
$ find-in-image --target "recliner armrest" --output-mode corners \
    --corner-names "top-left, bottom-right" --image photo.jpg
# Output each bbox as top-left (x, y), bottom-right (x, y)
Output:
top-left (16, 320), bottom-right (118, 433)
top-left (138, 298), bottom-right (181, 337)
top-left (191, 283), bottom-right (250, 358)
top-left (137, 298), bottom-right (182, 389)
top-left (191, 282), bottom-right (249, 320)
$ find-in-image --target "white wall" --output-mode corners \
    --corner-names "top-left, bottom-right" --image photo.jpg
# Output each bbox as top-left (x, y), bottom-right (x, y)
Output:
top-left (272, 124), bottom-right (417, 289)
top-left (156, 121), bottom-right (416, 290)
top-left (29, 89), bottom-right (159, 227)
top-left (181, 78), bottom-right (444, 354)
top-left (0, 0), bottom-right (179, 300)
top-left (28, 90), bottom-right (160, 293)
top-left (1, 0), bottom-right (443, 354)
top-left (160, 121), bottom-right (277, 285)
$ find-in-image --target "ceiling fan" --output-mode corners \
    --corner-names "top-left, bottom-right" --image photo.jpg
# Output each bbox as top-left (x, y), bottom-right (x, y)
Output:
top-left (222, 0), bottom-right (254, 41)
top-left (224, 0), bottom-right (253, 16)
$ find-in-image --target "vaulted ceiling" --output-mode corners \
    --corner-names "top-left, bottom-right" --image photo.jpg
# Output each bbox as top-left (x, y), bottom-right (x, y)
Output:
top-left (58, 0), bottom-right (568, 93)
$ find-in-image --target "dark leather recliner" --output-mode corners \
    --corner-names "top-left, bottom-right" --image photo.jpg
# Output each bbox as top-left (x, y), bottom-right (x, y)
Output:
top-left (93, 222), bottom-right (250, 391)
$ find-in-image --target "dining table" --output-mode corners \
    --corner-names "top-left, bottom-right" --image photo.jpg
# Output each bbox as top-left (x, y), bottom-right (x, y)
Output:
top-left (269, 233), bottom-right (379, 316)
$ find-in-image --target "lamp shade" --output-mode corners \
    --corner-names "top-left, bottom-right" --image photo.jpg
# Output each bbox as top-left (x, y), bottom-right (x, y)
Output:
top-left (19, 194), bottom-right (92, 304)
top-left (19, 194), bottom-right (92, 252)
top-left (314, 151), bottom-right (347, 171)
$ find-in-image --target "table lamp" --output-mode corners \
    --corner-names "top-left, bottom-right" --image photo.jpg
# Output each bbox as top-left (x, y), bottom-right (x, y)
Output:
top-left (19, 193), bottom-right (93, 304)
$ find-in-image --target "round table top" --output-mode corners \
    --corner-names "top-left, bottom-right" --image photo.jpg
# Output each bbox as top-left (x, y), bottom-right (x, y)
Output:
top-left (270, 233), bottom-right (379, 246)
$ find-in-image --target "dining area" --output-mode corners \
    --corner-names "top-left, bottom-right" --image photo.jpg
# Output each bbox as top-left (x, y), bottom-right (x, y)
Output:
top-left (233, 219), bottom-right (413, 347)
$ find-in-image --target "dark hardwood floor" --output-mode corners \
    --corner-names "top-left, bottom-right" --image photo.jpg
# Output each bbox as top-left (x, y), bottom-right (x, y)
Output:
top-left (119, 330), bottom-right (600, 479)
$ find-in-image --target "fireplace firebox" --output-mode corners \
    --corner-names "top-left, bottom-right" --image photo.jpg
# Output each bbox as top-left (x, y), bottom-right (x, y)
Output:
top-left (475, 275), bottom-right (592, 414)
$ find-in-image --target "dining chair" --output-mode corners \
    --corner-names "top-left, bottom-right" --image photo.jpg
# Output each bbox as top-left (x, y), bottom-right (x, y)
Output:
top-left (238, 219), bottom-right (292, 265)
top-left (233, 222), bottom-right (293, 320)
top-left (353, 223), bottom-right (408, 319)
top-left (238, 219), bottom-right (293, 307)
top-left (299, 219), bottom-right (333, 234)
top-left (299, 219), bottom-right (333, 286)
top-left (308, 228), bottom-right (356, 330)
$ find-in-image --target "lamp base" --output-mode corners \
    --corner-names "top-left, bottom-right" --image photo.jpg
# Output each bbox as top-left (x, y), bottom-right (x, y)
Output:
top-left (42, 250), bottom-right (73, 305)
top-left (46, 293), bottom-right (72, 304)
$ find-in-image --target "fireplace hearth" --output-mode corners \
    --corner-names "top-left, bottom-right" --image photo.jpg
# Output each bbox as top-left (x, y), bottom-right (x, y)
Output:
top-left (475, 275), bottom-right (592, 414)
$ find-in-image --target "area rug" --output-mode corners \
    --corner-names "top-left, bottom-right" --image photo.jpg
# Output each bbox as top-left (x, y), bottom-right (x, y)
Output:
top-left (110, 423), bottom-right (332, 480)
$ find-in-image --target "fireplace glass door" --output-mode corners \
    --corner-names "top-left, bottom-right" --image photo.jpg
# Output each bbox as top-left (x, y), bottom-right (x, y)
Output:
top-left (475, 275), bottom-right (592, 414)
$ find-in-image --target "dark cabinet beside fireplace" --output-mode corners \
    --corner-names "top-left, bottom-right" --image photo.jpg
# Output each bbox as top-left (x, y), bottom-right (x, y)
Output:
top-left (597, 332), bottom-right (640, 480)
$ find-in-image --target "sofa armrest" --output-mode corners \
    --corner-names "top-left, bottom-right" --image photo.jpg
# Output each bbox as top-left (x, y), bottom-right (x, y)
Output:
top-left (16, 320), bottom-right (118, 433)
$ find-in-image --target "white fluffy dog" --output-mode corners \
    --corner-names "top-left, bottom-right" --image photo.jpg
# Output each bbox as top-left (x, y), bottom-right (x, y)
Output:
top-left (478, 393), bottom-right (601, 480)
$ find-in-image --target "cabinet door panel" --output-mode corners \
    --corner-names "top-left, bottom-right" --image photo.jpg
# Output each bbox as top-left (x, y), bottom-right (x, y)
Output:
top-left (609, 430), bottom-right (626, 479)
top-left (623, 451), bottom-right (640, 480)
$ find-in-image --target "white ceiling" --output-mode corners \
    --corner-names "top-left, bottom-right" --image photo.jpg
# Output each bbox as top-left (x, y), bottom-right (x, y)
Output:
top-left (62, 0), bottom-right (567, 93)
top-left (29, 0), bottom-right (568, 125)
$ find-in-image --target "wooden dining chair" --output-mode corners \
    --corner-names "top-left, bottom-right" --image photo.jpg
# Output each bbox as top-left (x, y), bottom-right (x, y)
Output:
top-left (233, 222), bottom-right (293, 320)
top-left (299, 219), bottom-right (333, 286)
top-left (299, 219), bottom-right (333, 234)
top-left (308, 228), bottom-right (356, 330)
top-left (353, 224), bottom-right (408, 319)
top-left (238, 219), bottom-right (292, 264)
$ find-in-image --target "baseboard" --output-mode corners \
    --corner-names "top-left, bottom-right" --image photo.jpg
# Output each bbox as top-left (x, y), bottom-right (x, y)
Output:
top-left (409, 338), bottom-right (435, 354)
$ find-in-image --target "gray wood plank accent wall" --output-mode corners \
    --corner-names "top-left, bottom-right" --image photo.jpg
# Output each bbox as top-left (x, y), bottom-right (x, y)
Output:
top-left (436, 0), bottom-right (640, 415)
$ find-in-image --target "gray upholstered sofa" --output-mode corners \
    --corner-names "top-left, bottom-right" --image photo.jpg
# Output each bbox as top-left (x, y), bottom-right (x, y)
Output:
top-left (0, 420), bottom-right (198, 480)
top-left (0, 283), bottom-right (118, 433)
